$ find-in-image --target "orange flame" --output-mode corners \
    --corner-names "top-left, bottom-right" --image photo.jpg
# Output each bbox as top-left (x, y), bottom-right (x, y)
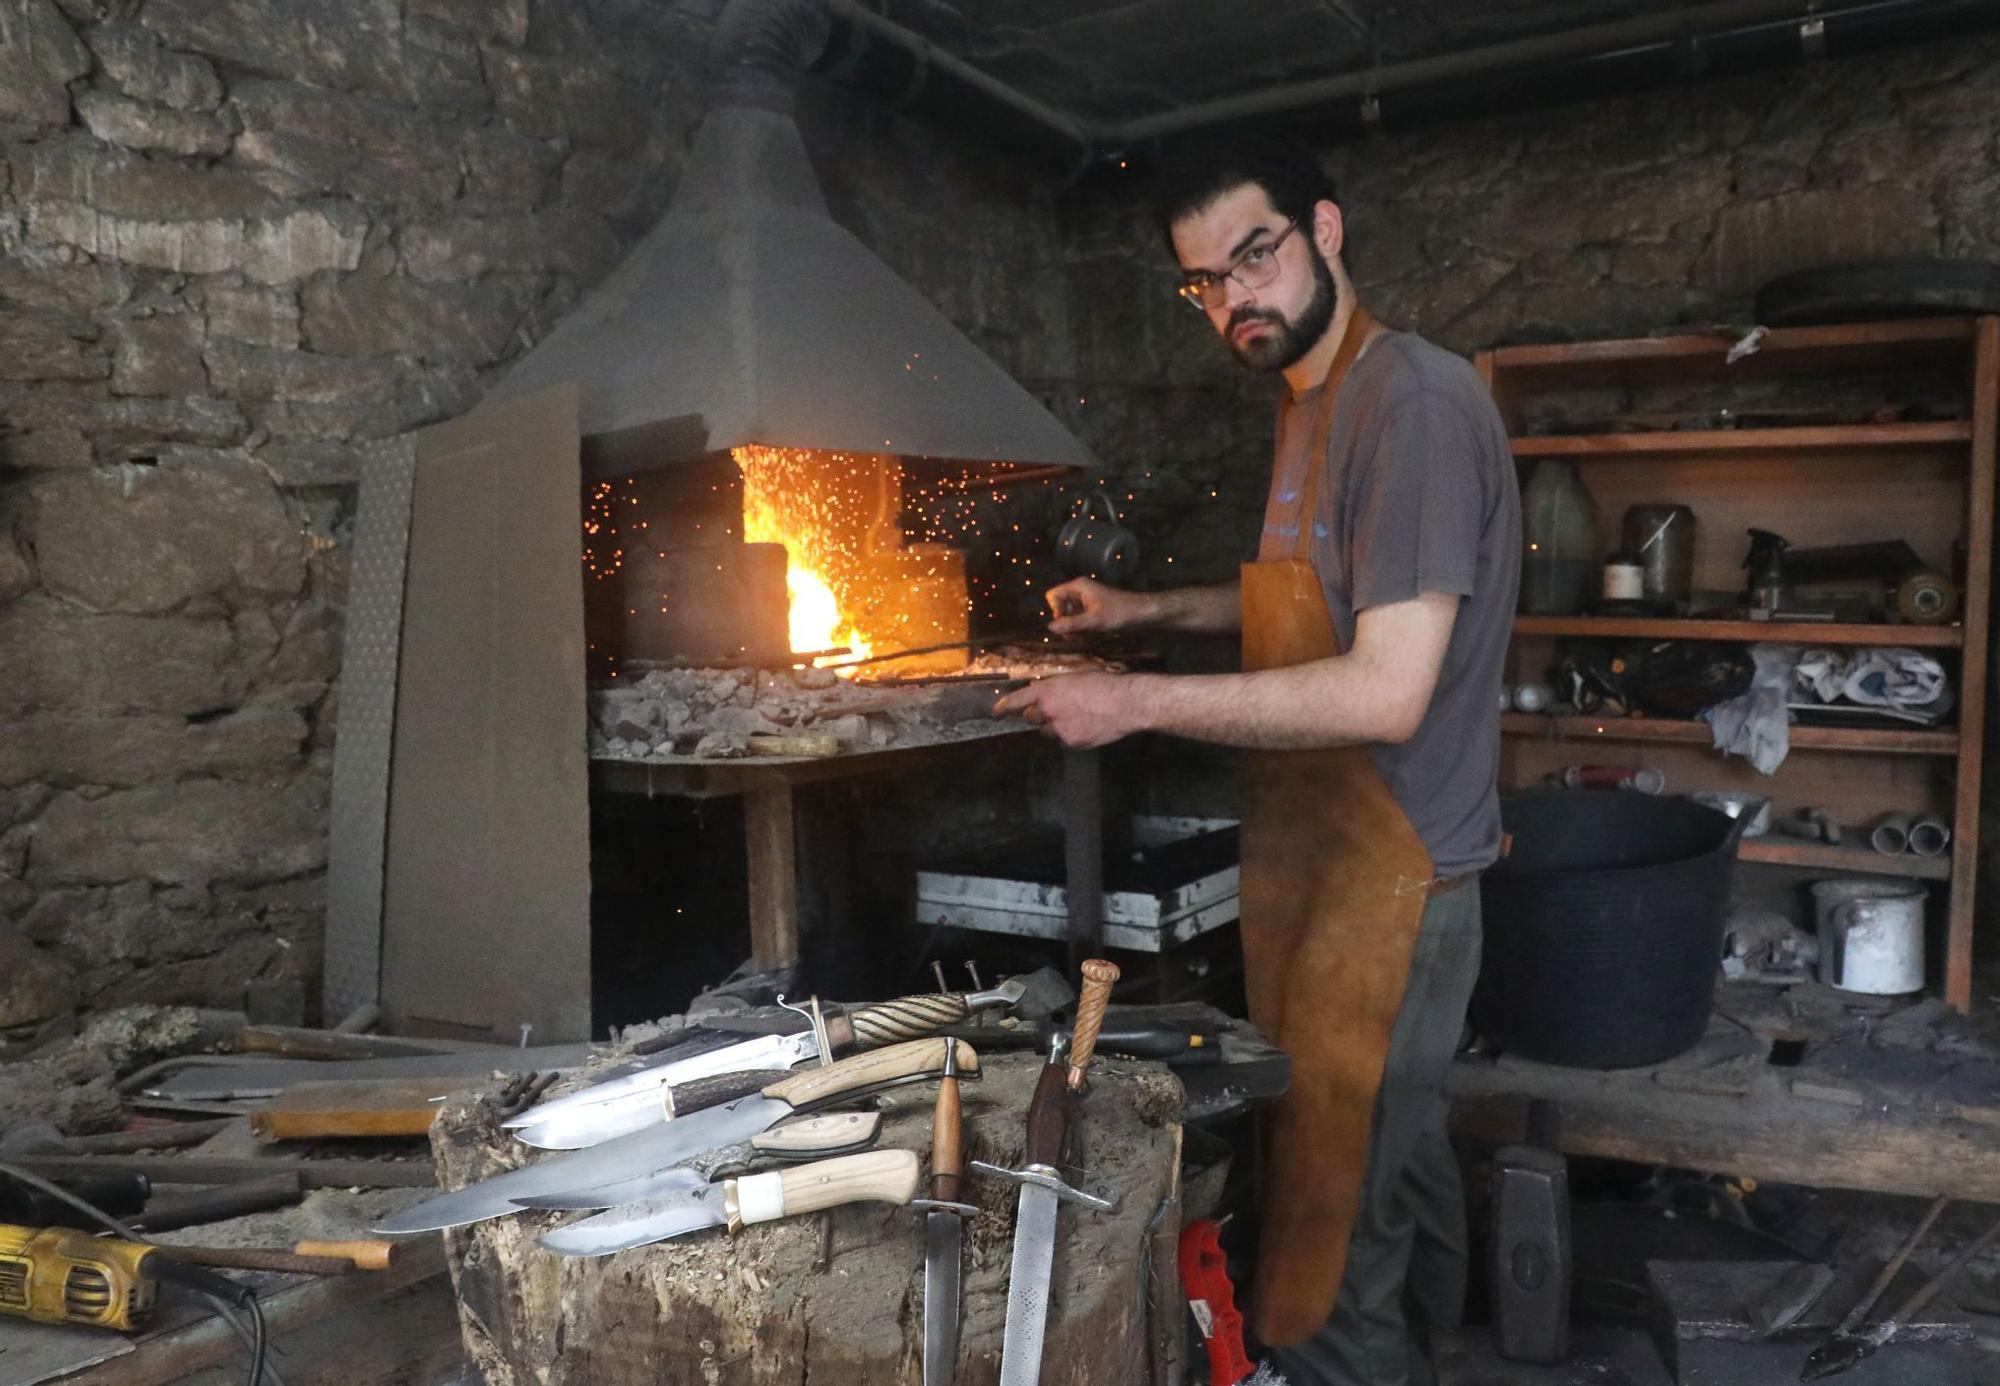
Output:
top-left (735, 446), bottom-right (874, 663)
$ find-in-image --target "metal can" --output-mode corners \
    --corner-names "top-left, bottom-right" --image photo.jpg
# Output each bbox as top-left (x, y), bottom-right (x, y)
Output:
top-left (1561, 764), bottom-right (1665, 794)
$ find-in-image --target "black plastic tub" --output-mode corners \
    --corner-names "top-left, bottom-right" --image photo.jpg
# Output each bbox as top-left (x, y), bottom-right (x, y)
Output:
top-left (1471, 788), bottom-right (1745, 1069)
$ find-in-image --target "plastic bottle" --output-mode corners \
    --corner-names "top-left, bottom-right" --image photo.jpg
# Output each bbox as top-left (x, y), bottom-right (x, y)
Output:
top-left (1519, 459), bottom-right (1600, 615)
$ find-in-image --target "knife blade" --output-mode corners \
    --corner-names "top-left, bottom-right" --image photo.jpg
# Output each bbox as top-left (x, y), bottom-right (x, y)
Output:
top-left (923, 1040), bottom-right (967, 1386)
top-left (509, 1064), bottom-right (798, 1150)
top-left (373, 1038), bottom-right (977, 1234)
top-left (505, 981), bottom-right (1023, 1145)
top-left (538, 1148), bottom-right (922, 1257)
top-left (513, 1109), bottom-right (882, 1210)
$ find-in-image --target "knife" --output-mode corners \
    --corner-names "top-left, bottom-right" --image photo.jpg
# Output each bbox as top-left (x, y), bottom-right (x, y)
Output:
top-left (987, 959), bottom-right (1122, 1386)
top-left (374, 1037), bottom-right (979, 1234)
top-left (506, 981), bottom-right (1023, 1147)
top-left (538, 1148), bottom-right (922, 1257)
top-left (513, 1109), bottom-right (883, 1211)
top-left (922, 1039), bottom-right (971, 1386)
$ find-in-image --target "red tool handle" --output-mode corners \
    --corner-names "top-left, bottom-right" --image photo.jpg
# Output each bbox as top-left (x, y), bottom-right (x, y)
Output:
top-left (1179, 1218), bottom-right (1253, 1386)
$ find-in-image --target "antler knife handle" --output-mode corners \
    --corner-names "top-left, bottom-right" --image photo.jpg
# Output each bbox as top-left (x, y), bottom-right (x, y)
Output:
top-left (1066, 958), bottom-right (1121, 1092)
top-left (663, 1068), bottom-right (793, 1118)
top-left (827, 991), bottom-right (974, 1051)
top-left (765, 1037), bottom-right (980, 1109)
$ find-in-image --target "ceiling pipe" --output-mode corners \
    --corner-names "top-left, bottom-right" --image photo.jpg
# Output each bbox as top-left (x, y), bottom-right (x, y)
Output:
top-left (818, 0), bottom-right (1993, 168)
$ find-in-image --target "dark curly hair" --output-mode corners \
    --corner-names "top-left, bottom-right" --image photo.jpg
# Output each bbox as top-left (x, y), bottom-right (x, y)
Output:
top-left (1152, 134), bottom-right (1339, 251)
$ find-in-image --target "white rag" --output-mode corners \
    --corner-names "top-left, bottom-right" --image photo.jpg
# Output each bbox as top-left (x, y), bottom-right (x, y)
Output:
top-left (1705, 644), bottom-right (1797, 775)
top-left (1795, 647), bottom-right (1949, 711)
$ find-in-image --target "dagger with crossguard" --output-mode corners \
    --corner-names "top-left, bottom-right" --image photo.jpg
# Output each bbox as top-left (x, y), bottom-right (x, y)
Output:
top-left (975, 958), bottom-right (1123, 1386)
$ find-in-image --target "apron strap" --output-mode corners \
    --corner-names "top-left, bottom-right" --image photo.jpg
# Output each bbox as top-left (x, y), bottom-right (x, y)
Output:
top-left (1276, 305), bottom-right (1377, 566)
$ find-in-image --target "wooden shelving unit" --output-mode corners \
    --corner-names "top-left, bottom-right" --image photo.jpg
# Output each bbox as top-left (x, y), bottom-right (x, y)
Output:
top-left (1479, 317), bottom-right (1997, 1009)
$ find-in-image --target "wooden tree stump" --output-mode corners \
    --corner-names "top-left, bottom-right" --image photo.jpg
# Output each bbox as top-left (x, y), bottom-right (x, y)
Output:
top-left (432, 1051), bottom-right (1186, 1385)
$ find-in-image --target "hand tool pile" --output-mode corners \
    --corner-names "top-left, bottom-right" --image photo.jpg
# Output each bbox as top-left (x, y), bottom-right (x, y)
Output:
top-left (378, 961), bottom-right (1161, 1384)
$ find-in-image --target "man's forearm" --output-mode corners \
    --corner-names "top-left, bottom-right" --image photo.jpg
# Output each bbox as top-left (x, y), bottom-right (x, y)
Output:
top-left (1120, 658), bottom-right (1412, 750)
top-left (1139, 581), bottom-right (1240, 634)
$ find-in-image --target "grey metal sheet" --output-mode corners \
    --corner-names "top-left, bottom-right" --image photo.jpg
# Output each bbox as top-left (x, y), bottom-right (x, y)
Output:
top-left (380, 385), bottom-right (593, 1042)
top-left (324, 435), bottom-right (418, 1021)
top-left (142, 1044), bottom-right (602, 1100)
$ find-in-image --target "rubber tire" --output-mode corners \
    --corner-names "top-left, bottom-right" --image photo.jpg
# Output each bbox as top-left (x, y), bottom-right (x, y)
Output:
top-left (1755, 258), bottom-right (2000, 326)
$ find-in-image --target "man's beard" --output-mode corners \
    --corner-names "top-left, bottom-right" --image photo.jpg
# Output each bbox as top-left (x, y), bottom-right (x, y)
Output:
top-left (1225, 249), bottom-right (1337, 373)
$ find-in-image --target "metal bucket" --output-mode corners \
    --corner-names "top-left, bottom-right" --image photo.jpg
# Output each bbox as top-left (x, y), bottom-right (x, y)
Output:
top-left (1810, 879), bottom-right (1925, 995)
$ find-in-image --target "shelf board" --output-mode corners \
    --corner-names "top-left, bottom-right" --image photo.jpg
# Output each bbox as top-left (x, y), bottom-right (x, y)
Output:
top-left (1736, 837), bottom-right (1952, 880)
top-left (1510, 420), bottom-right (1971, 458)
top-left (1500, 712), bottom-right (1959, 756)
top-left (1485, 318), bottom-right (1977, 389)
top-left (1513, 616), bottom-right (1963, 647)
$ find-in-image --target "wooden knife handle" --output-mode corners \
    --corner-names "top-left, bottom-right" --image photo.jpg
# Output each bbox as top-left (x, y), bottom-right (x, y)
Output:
top-left (931, 1061), bottom-right (963, 1203)
top-left (763, 1037), bottom-right (980, 1109)
top-left (1066, 958), bottom-right (1121, 1092)
top-left (751, 1110), bottom-right (881, 1156)
top-left (728, 1149), bottom-right (922, 1229)
top-left (663, 1068), bottom-right (792, 1118)
top-left (293, 1240), bottom-right (396, 1271)
top-left (826, 991), bottom-right (974, 1051)
top-left (1021, 1058), bottom-right (1070, 1170)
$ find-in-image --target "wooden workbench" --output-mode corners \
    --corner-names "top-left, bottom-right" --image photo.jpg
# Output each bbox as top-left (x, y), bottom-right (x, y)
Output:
top-left (1449, 981), bottom-right (2000, 1200)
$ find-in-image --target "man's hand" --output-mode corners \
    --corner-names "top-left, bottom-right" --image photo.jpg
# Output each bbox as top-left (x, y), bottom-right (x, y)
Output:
top-left (994, 672), bottom-right (1141, 748)
top-left (1044, 578), bottom-right (1154, 636)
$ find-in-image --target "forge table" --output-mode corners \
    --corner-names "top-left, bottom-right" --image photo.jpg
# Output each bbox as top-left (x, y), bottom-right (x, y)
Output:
top-left (591, 725), bottom-right (1040, 971)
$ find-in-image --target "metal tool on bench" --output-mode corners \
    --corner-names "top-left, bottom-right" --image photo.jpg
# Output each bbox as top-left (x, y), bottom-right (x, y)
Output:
top-left (515, 1110), bottom-right (884, 1211)
top-left (537, 1148), bottom-right (922, 1257)
top-left (916, 1039), bottom-right (978, 1386)
top-left (977, 959), bottom-right (1124, 1386)
top-left (374, 1038), bottom-right (980, 1234)
top-left (1802, 1197), bottom-right (2000, 1379)
top-left (507, 980), bottom-right (1023, 1149)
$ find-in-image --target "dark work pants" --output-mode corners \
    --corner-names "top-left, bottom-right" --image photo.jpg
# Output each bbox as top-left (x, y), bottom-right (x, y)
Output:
top-left (1265, 883), bottom-right (1484, 1386)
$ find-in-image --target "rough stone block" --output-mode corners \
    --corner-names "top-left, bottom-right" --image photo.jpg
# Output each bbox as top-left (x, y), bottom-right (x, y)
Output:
top-left (27, 458), bottom-right (306, 613)
top-left (400, 207), bottom-right (620, 283)
top-left (485, 48), bottom-right (654, 150)
top-left (0, 927), bottom-right (78, 1027)
top-left (20, 138), bottom-right (277, 220)
top-left (0, 708), bottom-right (308, 788)
top-left (260, 599), bottom-right (341, 687)
top-left (87, 23), bottom-right (223, 110)
top-left (0, 251), bottom-right (133, 316)
top-left (301, 272), bottom-right (533, 364)
top-left (203, 281), bottom-right (301, 348)
top-left (0, 0), bottom-right (90, 130)
top-left (26, 772), bottom-right (330, 886)
top-left (0, 596), bottom-right (271, 716)
top-left (75, 90), bottom-right (233, 158)
top-left (89, 394), bottom-right (248, 454)
top-left (203, 337), bottom-right (404, 406)
top-left (111, 312), bottom-right (208, 396)
top-left (1696, 186), bottom-right (1940, 298)
top-left (0, 428), bottom-right (92, 470)
top-left (464, 125), bottom-right (561, 208)
top-left (410, 0), bottom-right (527, 45)
top-left (229, 79), bottom-right (465, 204)
top-left (0, 312), bottom-right (106, 382)
top-left (26, 202), bottom-right (366, 284)
top-left (0, 531), bottom-right (32, 601)
top-left (141, 0), bottom-right (404, 97)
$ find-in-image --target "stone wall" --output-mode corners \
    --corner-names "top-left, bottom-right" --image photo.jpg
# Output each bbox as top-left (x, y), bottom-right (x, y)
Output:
top-left (0, 0), bottom-right (1083, 1023)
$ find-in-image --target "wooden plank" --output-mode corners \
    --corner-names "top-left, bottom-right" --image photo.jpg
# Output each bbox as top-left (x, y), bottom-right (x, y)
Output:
top-left (249, 1078), bottom-right (478, 1142)
top-left (1513, 616), bottom-right (1963, 647)
top-left (1449, 1055), bottom-right (2000, 1202)
top-left (1486, 317), bottom-right (1976, 389)
top-left (57, 1242), bottom-right (449, 1386)
top-left (10, 1155), bottom-right (436, 1189)
top-left (1738, 837), bottom-right (1951, 881)
top-left (1500, 713), bottom-right (1958, 756)
top-left (1510, 420), bottom-right (1972, 457)
top-left (743, 784), bottom-right (799, 970)
top-left (1947, 316), bottom-right (1997, 1009)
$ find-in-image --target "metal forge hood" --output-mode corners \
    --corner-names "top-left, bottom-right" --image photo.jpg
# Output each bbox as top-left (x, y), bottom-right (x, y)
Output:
top-left (485, 81), bottom-right (1094, 471)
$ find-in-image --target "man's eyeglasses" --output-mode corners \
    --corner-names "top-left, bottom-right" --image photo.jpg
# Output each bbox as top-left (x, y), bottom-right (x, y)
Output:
top-left (1176, 220), bottom-right (1299, 310)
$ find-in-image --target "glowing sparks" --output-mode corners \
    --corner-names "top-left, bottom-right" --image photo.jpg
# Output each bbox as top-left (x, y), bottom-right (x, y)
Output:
top-left (735, 445), bottom-right (876, 662)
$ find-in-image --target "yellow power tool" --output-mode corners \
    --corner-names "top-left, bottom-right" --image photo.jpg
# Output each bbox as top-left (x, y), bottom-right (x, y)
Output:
top-left (0, 1224), bottom-right (160, 1330)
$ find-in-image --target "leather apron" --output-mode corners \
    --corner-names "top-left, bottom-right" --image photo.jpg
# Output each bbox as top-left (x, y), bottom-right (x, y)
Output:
top-left (1240, 307), bottom-right (1441, 1347)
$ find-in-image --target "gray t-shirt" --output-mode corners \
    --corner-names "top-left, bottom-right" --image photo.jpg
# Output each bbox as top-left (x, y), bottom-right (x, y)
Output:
top-left (1257, 330), bottom-right (1522, 877)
